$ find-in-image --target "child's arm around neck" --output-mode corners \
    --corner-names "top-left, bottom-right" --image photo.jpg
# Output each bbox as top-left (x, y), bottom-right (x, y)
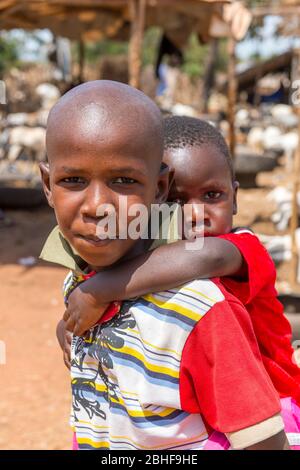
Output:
top-left (92, 237), bottom-right (243, 299)
top-left (64, 237), bottom-right (243, 335)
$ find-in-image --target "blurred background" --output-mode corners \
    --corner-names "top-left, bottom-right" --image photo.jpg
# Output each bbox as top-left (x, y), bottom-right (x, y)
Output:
top-left (1, 0), bottom-right (300, 449)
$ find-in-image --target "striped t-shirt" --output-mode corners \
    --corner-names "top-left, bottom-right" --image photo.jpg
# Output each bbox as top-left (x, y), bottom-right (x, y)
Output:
top-left (64, 272), bottom-right (282, 450)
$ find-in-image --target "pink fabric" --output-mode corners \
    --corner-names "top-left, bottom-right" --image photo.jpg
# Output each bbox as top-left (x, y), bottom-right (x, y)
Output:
top-left (204, 397), bottom-right (300, 450)
top-left (281, 397), bottom-right (300, 450)
top-left (72, 432), bottom-right (79, 450)
top-left (203, 431), bottom-right (230, 450)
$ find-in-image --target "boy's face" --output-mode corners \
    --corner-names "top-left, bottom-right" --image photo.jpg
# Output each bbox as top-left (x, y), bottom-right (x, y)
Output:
top-left (164, 144), bottom-right (238, 237)
top-left (41, 93), bottom-right (167, 270)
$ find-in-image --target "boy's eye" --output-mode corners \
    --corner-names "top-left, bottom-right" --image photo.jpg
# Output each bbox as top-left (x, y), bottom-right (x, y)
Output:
top-left (112, 177), bottom-right (137, 185)
top-left (204, 191), bottom-right (222, 200)
top-left (61, 177), bottom-right (85, 184)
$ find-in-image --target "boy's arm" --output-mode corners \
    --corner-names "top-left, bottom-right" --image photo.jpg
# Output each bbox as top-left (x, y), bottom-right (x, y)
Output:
top-left (64, 238), bottom-right (243, 335)
top-left (219, 231), bottom-right (276, 304)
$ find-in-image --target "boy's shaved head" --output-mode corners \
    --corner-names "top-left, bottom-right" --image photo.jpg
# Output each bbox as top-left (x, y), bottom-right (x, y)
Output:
top-left (46, 80), bottom-right (164, 172)
top-left (42, 81), bottom-right (168, 270)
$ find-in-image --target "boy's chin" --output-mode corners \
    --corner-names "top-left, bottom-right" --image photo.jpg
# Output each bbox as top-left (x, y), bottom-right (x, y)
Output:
top-left (74, 238), bottom-right (134, 270)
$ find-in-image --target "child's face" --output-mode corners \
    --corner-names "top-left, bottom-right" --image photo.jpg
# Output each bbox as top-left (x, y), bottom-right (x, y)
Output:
top-left (164, 144), bottom-right (238, 237)
top-left (41, 97), bottom-right (167, 270)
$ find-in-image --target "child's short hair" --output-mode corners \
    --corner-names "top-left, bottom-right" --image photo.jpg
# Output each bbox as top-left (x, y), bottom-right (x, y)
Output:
top-left (163, 116), bottom-right (234, 180)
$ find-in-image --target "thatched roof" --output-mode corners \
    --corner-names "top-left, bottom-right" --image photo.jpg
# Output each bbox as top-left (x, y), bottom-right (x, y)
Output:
top-left (0, 1), bottom-right (251, 43)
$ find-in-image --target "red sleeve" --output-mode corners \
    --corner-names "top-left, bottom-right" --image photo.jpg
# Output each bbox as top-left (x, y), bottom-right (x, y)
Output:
top-left (179, 298), bottom-right (281, 434)
top-left (218, 232), bottom-right (276, 304)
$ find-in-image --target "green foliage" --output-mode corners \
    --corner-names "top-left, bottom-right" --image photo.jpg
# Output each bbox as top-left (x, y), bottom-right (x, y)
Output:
top-left (142, 27), bottom-right (161, 66)
top-left (79, 39), bottom-right (128, 63)
top-left (182, 34), bottom-right (209, 78)
top-left (215, 39), bottom-right (229, 72)
top-left (78, 28), bottom-right (230, 79)
top-left (0, 36), bottom-right (19, 76)
top-left (82, 27), bottom-right (161, 66)
top-left (182, 34), bottom-right (229, 78)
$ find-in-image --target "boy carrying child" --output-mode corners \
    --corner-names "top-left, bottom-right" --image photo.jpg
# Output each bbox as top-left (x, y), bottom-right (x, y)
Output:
top-left (41, 80), bottom-right (288, 450)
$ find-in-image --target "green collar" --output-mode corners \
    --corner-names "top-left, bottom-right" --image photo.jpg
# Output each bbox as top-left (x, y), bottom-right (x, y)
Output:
top-left (40, 204), bottom-right (181, 273)
top-left (40, 226), bottom-right (89, 274)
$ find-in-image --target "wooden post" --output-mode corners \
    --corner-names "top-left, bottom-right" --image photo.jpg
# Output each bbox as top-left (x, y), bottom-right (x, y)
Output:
top-left (201, 39), bottom-right (218, 113)
top-left (290, 49), bottom-right (300, 286)
top-left (227, 34), bottom-right (237, 160)
top-left (128, 0), bottom-right (146, 89)
top-left (290, 130), bottom-right (300, 286)
top-left (78, 39), bottom-right (85, 83)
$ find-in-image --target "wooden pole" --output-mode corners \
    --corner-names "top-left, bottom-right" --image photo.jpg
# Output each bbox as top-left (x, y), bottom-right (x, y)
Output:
top-left (201, 38), bottom-right (218, 113)
top-left (290, 49), bottom-right (300, 286)
top-left (78, 39), bottom-right (85, 83)
top-left (227, 33), bottom-right (237, 160)
top-left (128, 0), bottom-right (146, 89)
top-left (290, 137), bottom-right (300, 286)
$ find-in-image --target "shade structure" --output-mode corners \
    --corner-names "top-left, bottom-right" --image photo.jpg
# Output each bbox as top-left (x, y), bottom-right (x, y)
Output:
top-left (0, 1), bottom-right (251, 43)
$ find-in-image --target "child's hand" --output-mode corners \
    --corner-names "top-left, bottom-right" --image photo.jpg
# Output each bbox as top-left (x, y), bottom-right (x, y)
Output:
top-left (63, 284), bottom-right (109, 336)
top-left (56, 319), bottom-right (72, 369)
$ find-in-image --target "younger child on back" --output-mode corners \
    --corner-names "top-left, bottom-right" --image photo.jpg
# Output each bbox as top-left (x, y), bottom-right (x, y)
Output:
top-left (62, 116), bottom-right (300, 409)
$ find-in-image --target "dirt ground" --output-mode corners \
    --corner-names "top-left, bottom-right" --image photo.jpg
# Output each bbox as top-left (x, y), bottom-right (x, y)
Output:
top-left (0, 162), bottom-right (298, 450)
top-left (0, 208), bottom-right (72, 450)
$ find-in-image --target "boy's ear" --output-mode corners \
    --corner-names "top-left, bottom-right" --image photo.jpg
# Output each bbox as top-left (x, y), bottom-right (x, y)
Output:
top-left (155, 162), bottom-right (169, 204)
top-left (233, 180), bottom-right (239, 215)
top-left (39, 162), bottom-right (54, 208)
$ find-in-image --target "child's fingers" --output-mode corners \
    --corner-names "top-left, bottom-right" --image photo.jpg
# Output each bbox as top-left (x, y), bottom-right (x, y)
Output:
top-left (63, 341), bottom-right (71, 369)
top-left (63, 309), bottom-right (71, 322)
top-left (73, 322), bottom-right (87, 337)
top-left (63, 351), bottom-right (71, 370)
top-left (66, 316), bottom-right (76, 333)
top-left (65, 330), bottom-right (73, 345)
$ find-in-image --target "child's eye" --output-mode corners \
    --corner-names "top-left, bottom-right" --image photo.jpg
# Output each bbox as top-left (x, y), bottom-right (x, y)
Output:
top-left (112, 177), bottom-right (137, 185)
top-left (204, 191), bottom-right (222, 200)
top-left (170, 197), bottom-right (185, 206)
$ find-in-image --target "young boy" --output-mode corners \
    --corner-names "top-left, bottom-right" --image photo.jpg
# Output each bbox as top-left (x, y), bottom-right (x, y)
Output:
top-left (41, 81), bottom-right (288, 450)
top-left (61, 116), bottom-right (300, 407)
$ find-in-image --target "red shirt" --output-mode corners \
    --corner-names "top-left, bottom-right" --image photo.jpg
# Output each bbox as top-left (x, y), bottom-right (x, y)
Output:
top-left (218, 230), bottom-right (300, 403)
top-left (180, 281), bottom-right (281, 434)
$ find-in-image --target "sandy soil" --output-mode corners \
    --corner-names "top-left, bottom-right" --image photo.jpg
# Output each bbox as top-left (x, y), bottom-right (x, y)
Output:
top-left (0, 162), bottom-right (297, 450)
top-left (0, 208), bottom-right (72, 450)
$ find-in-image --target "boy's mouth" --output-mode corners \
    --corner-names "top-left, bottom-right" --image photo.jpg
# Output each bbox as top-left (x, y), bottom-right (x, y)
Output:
top-left (76, 234), bottom-right (115, 248)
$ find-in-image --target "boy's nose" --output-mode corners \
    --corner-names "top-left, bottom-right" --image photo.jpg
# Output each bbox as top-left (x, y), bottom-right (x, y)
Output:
top-left (81, 182), bottom-right (114, 221)
top-left (189, 200), bottom-right (204, 227)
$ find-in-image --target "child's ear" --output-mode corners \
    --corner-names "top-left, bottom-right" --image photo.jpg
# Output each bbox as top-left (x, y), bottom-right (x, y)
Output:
top-left (168, 168), bottom-right (175, 189)
top-left (155, 162), bottom-right (169, 204)
top-left (233, 180), bottom-right (239, 215)
top-left (39, 162), bottom-right (54, 208)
